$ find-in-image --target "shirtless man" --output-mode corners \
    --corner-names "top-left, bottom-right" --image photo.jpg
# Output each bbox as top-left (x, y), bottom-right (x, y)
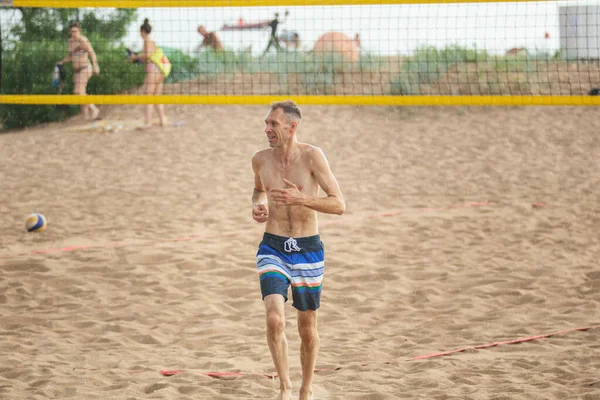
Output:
top-left (251, 100), bottom-right (345, 400)
top-left (57, 21), bottom-right (100, 120)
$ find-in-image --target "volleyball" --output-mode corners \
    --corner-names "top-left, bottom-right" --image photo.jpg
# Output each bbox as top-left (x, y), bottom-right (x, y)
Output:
top-left (25, 213), bottom-right (47, 232)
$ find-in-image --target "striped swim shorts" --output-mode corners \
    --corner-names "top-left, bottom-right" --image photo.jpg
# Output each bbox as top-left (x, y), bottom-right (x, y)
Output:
top-left (256, 232), bottom-right (325, 311)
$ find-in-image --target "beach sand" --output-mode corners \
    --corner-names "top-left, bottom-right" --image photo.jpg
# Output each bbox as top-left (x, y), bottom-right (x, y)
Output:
top-left (0, 105), bottom-right (599, 399)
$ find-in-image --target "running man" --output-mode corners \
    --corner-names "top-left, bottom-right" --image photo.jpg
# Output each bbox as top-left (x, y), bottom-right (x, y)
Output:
top-left (57, 21), bottom-right (100, 120)
top-left (251, 100), bottom-right (345, 400)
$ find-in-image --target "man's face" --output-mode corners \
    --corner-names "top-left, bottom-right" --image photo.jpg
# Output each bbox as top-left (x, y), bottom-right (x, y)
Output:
top-left (264, 108), bottom-right (292, 148)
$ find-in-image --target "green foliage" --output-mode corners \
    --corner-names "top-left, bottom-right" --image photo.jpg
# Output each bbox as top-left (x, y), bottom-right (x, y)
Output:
top-left (144, 49), bottom-right (358, 94)
top-left (0, 8), bottom-right (139, 130)
top-left (85, 34), bottom-right (145, 94)
top-left (194, 49), bottom-right (244, 76)
top-left (161, 49), bottom-right (356, 94)
top-left (0, 37), bottom-right (144, 130)
top-left (163, 47), bottom-right (226, 82)
top-left (390, 45), bottom-right (543, 95)
top-left (12, 8), bottom-right (137, 41)
top-left (1, 39), bottom-right (79, 130)
top-left (357, 52), bottom-right (386, 72)
top-left (394, 45), bottom-right (491, 94)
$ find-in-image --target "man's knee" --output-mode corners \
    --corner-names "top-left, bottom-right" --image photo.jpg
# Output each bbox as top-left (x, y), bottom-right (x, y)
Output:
top-left (266, 311), bottom-right (285, 335)
top-left (298, 322), bottom-right (318, 344)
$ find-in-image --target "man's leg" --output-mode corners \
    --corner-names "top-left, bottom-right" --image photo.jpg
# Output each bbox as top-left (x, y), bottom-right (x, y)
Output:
top-left (297, 310), bottom-right (319, 400)
top-left (263, 38), bottom-right (271, 55)
top-left (264, 294), bottom-right (293, 399)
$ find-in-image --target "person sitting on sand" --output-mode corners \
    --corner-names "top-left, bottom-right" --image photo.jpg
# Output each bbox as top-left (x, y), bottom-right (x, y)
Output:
top-left (56, 21), bottom-right (101, 121)
top-left (128, 19), bottom-right (171, 129)
top-left (197, 25), bottom-right (224, 51)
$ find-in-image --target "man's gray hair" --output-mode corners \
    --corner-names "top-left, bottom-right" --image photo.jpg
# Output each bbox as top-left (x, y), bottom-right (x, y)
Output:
top-left (270, 100), bottom-right (302, 124)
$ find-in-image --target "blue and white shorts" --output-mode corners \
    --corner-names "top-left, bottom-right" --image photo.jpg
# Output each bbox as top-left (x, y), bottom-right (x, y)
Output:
top-left (256, 233), bottom-right (325, 311)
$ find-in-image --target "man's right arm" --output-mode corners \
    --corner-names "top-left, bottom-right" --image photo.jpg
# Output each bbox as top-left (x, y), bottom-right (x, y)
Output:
top-left (252, 187), bottom-right (266, 206)
top-left (252, 153), bottom-right (268, 223)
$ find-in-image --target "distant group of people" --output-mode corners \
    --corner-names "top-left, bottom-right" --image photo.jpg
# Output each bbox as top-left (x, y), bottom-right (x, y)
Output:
top-left (57, 15), bottom-right (360, 125)
top-left (58, 19), bottom-right (170, 129)
top-left (197, 11), bottom-right (300, 54)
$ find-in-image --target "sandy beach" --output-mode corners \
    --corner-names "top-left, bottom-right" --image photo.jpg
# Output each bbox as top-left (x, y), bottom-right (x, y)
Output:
top-left (0, 104), bottom-right (599, 399)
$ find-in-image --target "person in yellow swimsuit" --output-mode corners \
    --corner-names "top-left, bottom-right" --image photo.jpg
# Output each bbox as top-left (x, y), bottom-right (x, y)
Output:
top-left (57, 21), bottom-right (101, 120)
top-left (129, 19), bottom-right (171, 129)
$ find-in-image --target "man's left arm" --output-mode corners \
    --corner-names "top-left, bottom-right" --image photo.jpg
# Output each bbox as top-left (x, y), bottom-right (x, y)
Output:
top-left (271, 147), bottom-right (345, 215)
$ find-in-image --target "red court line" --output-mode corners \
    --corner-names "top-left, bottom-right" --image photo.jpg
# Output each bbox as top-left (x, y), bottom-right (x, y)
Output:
top-left (411, 324), bottom-right (600, 360)
top-left (159, 324), bottom-right (598, 380)
top-left (1, 201), bottom-right (492, 259)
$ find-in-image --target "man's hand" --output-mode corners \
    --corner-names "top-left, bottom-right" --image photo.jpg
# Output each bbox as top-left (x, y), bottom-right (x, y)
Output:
top-left (252, 204), bottom-right (269, 223)
top-left (270, 178), bottom-right (306, 206)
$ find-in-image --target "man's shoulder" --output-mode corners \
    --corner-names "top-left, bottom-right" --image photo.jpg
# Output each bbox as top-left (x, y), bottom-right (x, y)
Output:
top-left (252, 148), bottom-right (272, 162)
top-left (302, 143), bottom-right (325, 158)
top-left (300, 144), bottom-right (329, 169)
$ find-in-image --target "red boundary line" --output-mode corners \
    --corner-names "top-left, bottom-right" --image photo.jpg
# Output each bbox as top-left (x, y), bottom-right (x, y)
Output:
top-left (1, 201), bottom-right (492, 259)
top-left (159, 324), bottom-right (599, 380)
top-left (410, 324), bottom-right (600, 360)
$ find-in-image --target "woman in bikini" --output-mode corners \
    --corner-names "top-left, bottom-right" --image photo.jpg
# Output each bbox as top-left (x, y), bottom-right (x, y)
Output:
top-left (129, 19), bottom-right (170, 129)
top-left (57, 21), bottom-right (100, 120)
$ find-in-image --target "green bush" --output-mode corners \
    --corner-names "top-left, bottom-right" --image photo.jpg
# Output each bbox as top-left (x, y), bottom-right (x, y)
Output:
top-left (162, 46), bottom-right (205, 83)
top-left (0, 35), bottom-right (144, 131)
top-left (390, 45), bottom-right (520, 95)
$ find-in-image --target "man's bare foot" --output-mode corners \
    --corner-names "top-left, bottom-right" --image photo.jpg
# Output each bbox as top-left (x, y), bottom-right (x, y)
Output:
top-left (277, 380), bottom-right (293, 400)
top-left (299, 386), bottom-right (313, 400)
top-left (276, 388), bottom-right (292, 400)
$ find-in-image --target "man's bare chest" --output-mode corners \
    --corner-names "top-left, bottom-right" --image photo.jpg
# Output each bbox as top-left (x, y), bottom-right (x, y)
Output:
top-left (260, 161), bottom-right (313, 193)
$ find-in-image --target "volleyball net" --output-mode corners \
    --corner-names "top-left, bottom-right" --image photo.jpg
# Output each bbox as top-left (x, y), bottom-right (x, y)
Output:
top-left (1, 0), bottom-right (600, 106)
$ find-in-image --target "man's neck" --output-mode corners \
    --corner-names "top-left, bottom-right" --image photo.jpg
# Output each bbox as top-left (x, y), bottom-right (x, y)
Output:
top-left (274, 140), bottom-right (300, 166)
